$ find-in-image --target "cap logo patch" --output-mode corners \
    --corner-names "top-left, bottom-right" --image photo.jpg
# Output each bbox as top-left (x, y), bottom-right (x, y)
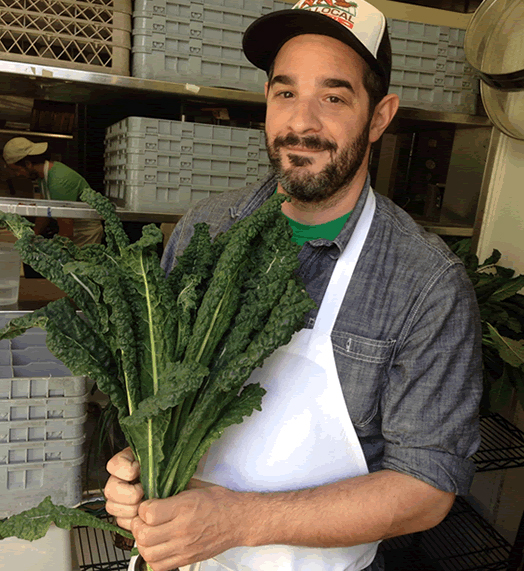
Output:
top-left (294, 0), bottom-right (358, 30)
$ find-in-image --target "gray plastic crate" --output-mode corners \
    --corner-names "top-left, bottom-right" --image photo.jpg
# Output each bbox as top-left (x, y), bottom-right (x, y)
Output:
top-left (387, 17), bottom-right (479, 114)
top-left (104, 117), bottom-right (270, 211)
top-left (0, 376), bottom-right (85, 399)
top-left (0, 455), bottom-right (84, 517)
top-left (1, 434), bottom-right (85, 465)
top-left (0, 414), bottom-right (87, 443)
top-left (0, 311), bottom-right (74, 378)
top-left (0, 393), bottom-right (87, 422)
top-left (131, 0), bottom-right (289, 91)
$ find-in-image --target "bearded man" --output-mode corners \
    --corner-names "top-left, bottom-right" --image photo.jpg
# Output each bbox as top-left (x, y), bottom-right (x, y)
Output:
top-left (104, 2), bottom-right (483, 571)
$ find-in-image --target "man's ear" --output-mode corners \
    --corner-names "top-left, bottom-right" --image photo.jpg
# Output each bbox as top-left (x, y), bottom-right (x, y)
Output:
top-left (369, 93), bottom-right (399, 144)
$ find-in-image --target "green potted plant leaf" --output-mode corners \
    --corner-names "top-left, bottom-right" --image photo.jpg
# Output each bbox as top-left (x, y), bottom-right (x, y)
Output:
top-left (450, 239), bottom-right (524, 414)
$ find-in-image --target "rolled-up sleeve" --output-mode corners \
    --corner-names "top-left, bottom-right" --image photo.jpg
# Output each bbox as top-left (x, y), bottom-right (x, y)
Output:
top-left (380, 261), bottom-right (483, 495)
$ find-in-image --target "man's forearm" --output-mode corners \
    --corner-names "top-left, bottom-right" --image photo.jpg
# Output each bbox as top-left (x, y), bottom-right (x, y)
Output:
top-left (238, 469), bottom-right (455, 549)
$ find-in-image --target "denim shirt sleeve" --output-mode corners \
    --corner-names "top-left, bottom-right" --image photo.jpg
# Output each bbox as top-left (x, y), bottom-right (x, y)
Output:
top-left (331, 196), bottom-right (483, 496)
top-left (380, 261), bottom-right (482, 494)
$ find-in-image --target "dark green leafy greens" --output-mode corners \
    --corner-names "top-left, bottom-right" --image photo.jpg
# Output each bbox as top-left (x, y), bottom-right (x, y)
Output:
top-left (0, 189), bottom-right (315, 543)
top-left (0, 496), bottom-right (133, 541)
top-left (451, 239), bottom-right (524, 413)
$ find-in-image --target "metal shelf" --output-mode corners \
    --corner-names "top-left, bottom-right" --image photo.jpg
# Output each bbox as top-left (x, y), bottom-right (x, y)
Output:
top-left (0, 197), bottom-right (182, 223)
top-left (473, 413), bottom-right (524, 472)
top-left (0, 196), bottom-right (472, 235)
top-left (380, 414), bottom-right (524, 570)
top-left (380, 496), bottom-right (512, 571)
top-left (0, 59), bottom-right (492, 127)
top-left (73, 522), bottom-right (132, 571)
top-left (0, 59), bottom-right (266, 106)
top-left (0, 128), bottom-right (73, 139)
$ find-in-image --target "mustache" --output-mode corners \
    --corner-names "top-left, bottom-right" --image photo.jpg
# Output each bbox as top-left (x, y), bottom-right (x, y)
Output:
top-left (272, 133), bottom-right (338, 153)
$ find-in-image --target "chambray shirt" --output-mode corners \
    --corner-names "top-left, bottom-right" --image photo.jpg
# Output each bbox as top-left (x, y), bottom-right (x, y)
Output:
top-left (161, 171), bottom-right (483, 497)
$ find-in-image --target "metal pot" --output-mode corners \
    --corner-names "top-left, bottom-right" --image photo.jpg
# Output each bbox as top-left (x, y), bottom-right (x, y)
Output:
top-left (464, 0), bottom-right (524, 91)
top-left (464, 0), bottom-right (524, 139)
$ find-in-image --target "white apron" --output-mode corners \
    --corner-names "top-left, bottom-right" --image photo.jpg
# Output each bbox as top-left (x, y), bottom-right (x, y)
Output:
top-left (128, 189), bottom-right (378, 571)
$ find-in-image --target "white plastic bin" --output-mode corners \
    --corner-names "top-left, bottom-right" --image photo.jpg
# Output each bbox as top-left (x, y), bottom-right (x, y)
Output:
top-left (0, 524), bottom-right (74, 571)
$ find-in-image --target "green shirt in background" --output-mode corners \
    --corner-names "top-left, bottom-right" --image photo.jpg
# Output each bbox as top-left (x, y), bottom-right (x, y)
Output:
top-left (284, 209), bottom-right (353, 246)
top-left (39, 161), bottom-right (90, 202)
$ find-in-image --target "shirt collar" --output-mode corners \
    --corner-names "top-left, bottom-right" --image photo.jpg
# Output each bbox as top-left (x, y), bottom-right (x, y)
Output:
top-left (236, 171), bottom-right (371, 256)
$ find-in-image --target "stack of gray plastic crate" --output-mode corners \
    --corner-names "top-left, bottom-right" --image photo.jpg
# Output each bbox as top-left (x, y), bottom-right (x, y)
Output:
top-left (104, 116), bottom-right (271, 212)
top-left (132, 0), bottom-right (290, 92)
top-left (131, 1), bottom-right (479, 113)
top-left (0, 311), bottom-right (87, 518)
top-left (0, 0), bottom-right (133, 75)
top-left (387, 18), bottom-right (479, 115)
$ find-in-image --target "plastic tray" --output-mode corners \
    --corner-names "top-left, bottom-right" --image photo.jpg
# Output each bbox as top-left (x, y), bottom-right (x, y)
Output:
top-left (387, 17), bottom-right (479, 114)
top-left (131, 0), bottom-right (288, 90)
top-left (1, 434), bottom-right (85, 465)
top-left (0, 393), bottom-right (88, 422)
top-left (0, 376), bottom-right (85, 399)
top-left (0, 455), bottom-right (84, 517)
top-left (104, 117), bottom-right (270, 211)
top-left (0, 414), bottom-right (87, 443)
top-left (0, 312), bottom-right (74, 378)
top-left (1, 524), bottom-right (74, 571)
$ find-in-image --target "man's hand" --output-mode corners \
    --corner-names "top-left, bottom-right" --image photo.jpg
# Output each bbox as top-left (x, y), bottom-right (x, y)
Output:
top-left (105, 449), bottom-right (248, 571)
top-left (132, 482), bottom-right (246, 571)
top-left (105, 447), bottom-right (144, 531)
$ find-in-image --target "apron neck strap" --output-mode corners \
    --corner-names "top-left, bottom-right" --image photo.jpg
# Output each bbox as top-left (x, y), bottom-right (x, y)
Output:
top-left (313, 188), bottom-right (376, 334)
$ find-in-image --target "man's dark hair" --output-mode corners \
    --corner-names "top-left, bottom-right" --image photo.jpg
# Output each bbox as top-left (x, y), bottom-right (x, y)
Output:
top-left (15, 152), bottom-right (50, 167)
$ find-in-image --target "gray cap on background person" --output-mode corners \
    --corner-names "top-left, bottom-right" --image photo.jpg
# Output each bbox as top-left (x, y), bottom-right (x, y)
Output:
top-left (3, 137), bottom-right (49, 166)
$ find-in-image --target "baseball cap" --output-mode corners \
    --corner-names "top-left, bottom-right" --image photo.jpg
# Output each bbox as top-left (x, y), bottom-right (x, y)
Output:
top-left (3, 137), bottom-right (49, 165)
top-left (243, 0), bottom-right (391, 91)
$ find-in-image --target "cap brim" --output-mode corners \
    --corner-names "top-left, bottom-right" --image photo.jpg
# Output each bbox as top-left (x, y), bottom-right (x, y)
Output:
top-left (28, 142), bottom-right (48, 156)
top-left (243, 9), bottom-right (383, 81)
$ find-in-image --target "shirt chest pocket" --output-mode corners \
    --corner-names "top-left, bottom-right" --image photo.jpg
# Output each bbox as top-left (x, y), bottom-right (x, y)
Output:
top-left (331, 331), bottom-right (396, 427)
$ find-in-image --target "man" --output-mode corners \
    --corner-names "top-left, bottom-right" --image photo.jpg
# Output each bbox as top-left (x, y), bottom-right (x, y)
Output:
top-left (104, 2), bottom-right (483, 571)
top-left (2, 137), bottom-right (104, 246)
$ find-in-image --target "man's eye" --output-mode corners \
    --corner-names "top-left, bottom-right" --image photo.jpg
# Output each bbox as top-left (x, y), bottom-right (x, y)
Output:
top-left (276, 91), bottom-right (293, 98)
top-left (327, 96), bottom-right (342, 104)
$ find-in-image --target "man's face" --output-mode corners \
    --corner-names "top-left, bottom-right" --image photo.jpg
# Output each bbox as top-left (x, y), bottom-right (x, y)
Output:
top-left (7, 162), bottom-right (38, 180)
top-left (264, 34), bottom-right (373, 204)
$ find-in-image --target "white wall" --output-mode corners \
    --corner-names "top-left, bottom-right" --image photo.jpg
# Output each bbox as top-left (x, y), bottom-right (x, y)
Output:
top-left (470, 130), bottom-right (524, 545)
top-left (476, 131), bottom-right (524, 274)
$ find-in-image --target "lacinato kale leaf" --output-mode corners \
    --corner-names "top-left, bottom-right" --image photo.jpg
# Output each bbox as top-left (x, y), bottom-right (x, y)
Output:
top-left (0, 188), bottom-right (315, 548)
top-left (0, 496), bottom-right (133, 541)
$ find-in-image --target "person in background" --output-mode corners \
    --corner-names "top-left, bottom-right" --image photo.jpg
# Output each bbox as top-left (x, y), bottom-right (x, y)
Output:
top-left (104, 1), bottom-right (483, 570)
top-left (2, 136), bottom-right (104, 247)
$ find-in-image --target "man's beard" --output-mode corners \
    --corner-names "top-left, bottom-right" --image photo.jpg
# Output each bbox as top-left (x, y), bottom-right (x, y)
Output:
top-left (265, 123), bottom-right (370, 204)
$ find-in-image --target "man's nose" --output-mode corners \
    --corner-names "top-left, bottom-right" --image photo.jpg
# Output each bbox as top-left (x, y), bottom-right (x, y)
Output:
top-left (287, 98), bottom-right (322, 135)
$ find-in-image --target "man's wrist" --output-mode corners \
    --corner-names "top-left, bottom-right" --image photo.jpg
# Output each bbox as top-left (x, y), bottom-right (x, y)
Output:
top-left (233, 489), bottom-right (297, 548)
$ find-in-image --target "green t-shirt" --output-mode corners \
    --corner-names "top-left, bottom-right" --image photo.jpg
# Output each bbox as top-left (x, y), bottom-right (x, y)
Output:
top-left (39, 161), bottom-right (90, 202)
top-left (284, 210), bottom-right (353, 246)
